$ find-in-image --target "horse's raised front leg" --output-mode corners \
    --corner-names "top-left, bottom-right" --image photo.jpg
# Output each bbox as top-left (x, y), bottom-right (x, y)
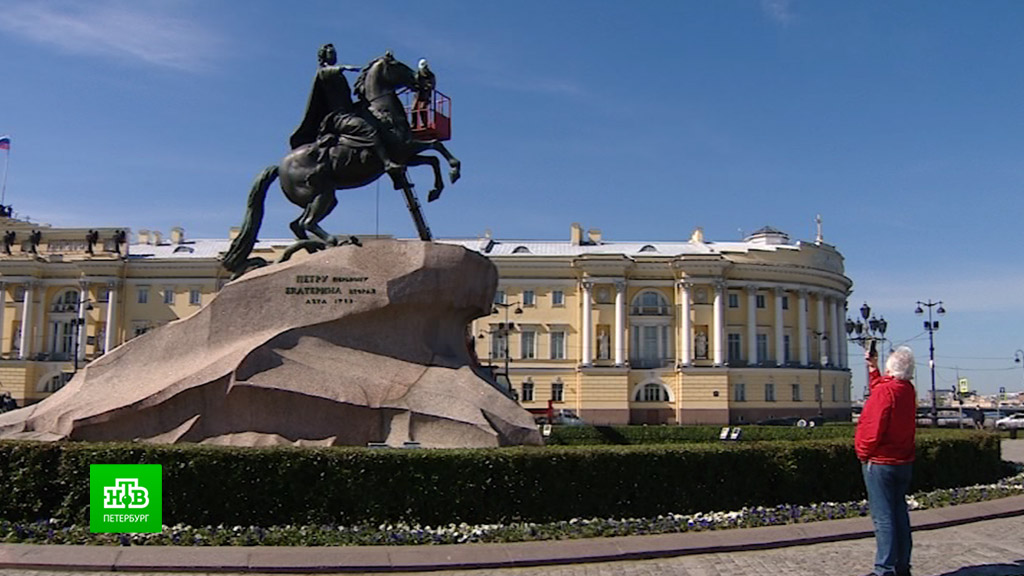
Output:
top-left (410, 140), bottom-right (461, 184)
top-left (427, 141), bottom-right (460, 184)
top-left (406, 154), bottom-right (444, 202)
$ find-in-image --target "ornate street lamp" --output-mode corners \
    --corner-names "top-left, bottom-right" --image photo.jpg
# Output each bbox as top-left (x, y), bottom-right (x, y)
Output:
top-left (70, 299), bottom-right (94, 374)
top-left (489, 297), bottom-right (520, 387)
top-left (846, 301), bottom-right (887, 398)
top-left (916, 300), bottom-right (945, 427)
top-left (815, 331), bottom-right (829, 417)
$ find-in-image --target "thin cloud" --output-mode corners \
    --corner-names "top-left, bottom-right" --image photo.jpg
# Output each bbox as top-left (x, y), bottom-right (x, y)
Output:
top-left (0, 2), bottom-right (221, 72)
top-left (382, 26), bottom-right (585, 97)
top-left (848, 267), bottom-right (1024, 314)
top-left (761, 0), bottom-right (796, 25)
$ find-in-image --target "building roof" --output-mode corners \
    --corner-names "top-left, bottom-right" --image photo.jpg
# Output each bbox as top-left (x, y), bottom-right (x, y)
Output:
top-left (123, 233), bottom-right (812, 260)
top-left (126, 239), bottom-right (290, 260)
top-left (437, 238), bottom-right (802, 257)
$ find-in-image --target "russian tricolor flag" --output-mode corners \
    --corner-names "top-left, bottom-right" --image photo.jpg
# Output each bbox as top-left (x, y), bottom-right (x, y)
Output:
top-left (0, 136), bottom-right (9, 150)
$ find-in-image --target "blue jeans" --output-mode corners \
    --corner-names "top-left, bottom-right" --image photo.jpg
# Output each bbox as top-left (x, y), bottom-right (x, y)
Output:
top-left (862, 461), bottom-right (913, 576)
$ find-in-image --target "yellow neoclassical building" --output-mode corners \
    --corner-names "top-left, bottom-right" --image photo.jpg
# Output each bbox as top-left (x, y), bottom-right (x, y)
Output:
top-left (461, 223), bottom-right (853, 425)
top-left (0, 214), bottom-right (853, 425)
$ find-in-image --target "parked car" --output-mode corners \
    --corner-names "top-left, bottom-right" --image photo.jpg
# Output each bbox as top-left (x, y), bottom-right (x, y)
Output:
top-left (534, 409), bottom-right (586, 426)
top-left (995, 413), bottom-right (1024, 430)
top-left (756, 416), bottom-right (824, 427)
top-left (916, 411), bottom-right (975, 428)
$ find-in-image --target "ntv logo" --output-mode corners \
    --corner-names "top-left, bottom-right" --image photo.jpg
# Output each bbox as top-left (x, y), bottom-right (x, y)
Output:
top-left (102, 478), bottom-right (150, 509)
top-left (90, 464), bottom-right (162, 533)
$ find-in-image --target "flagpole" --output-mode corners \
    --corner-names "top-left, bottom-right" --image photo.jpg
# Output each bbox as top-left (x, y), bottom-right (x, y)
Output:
top-left (1, 147), bottom-right (8, 207)
top-left (0, 136), bottom-right (8, 207)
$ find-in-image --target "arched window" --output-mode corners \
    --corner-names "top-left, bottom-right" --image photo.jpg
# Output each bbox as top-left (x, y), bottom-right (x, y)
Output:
top-left (38, 372), bottom-right (71, 393)
top-left (639, 244), bottom-right (657, 253)
top-left (634, 382), bottom-right (670, 402)
top-left (52, 289), bottom-right (80, 313)
top-left (631, 291), bottom-right (668, 316)
top-left (511, 246), bottom-right (531, 254)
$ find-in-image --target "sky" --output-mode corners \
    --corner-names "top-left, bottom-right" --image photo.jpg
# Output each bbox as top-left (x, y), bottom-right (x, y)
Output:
top-left (1, 1), bottom-right (1024, 397)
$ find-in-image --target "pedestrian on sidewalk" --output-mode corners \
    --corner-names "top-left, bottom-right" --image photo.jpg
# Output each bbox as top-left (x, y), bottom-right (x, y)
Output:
top-left (855, 345), bottom-right (917, 576)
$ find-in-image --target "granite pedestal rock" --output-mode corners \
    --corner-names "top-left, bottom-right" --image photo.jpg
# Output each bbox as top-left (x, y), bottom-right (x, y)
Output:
top-left (0, 240), bottom-right (542, 447)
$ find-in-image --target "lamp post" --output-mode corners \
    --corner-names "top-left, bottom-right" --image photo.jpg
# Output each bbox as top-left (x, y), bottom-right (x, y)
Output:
top-left (69, 317), bottom-right (85, 373)
top-left (1014, 349), bottom-right (1024, 387)
top-left (69, 299), bottom-right (93, 374)
top-left (916, 299), bottom-right (945, 427)
top-left (491, 299), bottom-right (522, 391)
top-left (815, 331), bottom-right (829, 417)
top-left (845, 301), bottom-right (887, 399)
top-left (1011, 349), bottom-right (1024, 417)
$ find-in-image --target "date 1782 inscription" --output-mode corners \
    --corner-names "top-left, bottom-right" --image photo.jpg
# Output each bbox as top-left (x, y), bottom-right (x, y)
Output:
top-left (285, 275), bottom-right (377, 305)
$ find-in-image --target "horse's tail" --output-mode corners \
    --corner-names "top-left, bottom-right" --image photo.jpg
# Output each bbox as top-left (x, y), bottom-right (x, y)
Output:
top-left (221, 165), bottom-right (279, 274)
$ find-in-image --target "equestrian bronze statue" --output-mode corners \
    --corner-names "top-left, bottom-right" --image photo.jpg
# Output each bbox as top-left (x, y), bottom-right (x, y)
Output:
top-left (223, 48), bottom-right (461, 277)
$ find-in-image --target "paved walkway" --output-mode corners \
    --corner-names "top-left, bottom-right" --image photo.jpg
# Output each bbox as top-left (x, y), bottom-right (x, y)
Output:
top-left (1, 440), bottom-right (1022, 576)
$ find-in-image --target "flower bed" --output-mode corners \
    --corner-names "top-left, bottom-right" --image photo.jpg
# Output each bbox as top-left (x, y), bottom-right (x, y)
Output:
top-left (2, 469), bottom-right (1021, 546)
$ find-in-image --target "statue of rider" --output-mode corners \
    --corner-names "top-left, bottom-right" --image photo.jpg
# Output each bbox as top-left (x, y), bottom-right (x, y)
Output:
top-left (290, 44), bottom-right (406, 188)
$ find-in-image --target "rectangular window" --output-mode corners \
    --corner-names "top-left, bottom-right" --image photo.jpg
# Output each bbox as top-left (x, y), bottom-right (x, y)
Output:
top-left (137, 287), bottom-right (149, 304)
top-left (13, 286), bottom-right (25, 302)
top-left (551, 290), bottom-right (564, 307)
top-left (728, 293), bottom-right (739, 308)
top-left (133, 322), bottom-right (149, 338)
top-left (520, 330), bottom-right (536, 359)
top-left (98, 288), bottom-right (110, 303)
top-left (783, 335), bottom-right (791, 364)
top-left (792, 383), bottom-right (801, 402)
top-left (734, 382), bottom-right (746, 402)
top-left (550, 330), bottom-right (565, 359)
top-left (551, 381), bottom-right (564, 402)
top-left (831, 383), bottom-right (837, 402)
top-left (163, 288), bottom-right (175, 305)
top-left (782, 296), bottom-right (789, 310)
top-left (727, 333), bottom-right (742, 363)
top-left (494, 290), bottom-right (505, 305)
top-left (490, 331), bottom-right (507, 359)
top-left (11, 324), bottom-right (21, 352)
top-left (756, 334), bottom-right (769, 363)
top-left (765, 382), bottom-right (776, 402)
top-left (189, 289), bottom-right (202, 306)
top-left (521, 381), bottom-right (534, 402)
top-left (756, 294), bottom-right (766, 309)
top-left (522, 290), bottom-right (535, 307)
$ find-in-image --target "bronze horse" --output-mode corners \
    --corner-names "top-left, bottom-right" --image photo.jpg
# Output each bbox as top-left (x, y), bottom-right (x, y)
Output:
top-left (223, 54), bottom-right (461, 275)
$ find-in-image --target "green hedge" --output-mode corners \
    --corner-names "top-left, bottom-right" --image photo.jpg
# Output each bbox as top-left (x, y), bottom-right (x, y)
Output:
top-left (0, 433), bottom-right (1001, 527)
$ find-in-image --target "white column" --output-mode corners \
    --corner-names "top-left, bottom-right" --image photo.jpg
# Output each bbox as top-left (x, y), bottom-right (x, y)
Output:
top-left (19, 282), bottom-right (34, 359)
top-left (713, 281), bottom-right (725, 366)
top-left (32, 283), bottom-right (45, 358)
top-left (797, 289), bottom-right (808, 366)
top-left (50, 321), bottom-right (60, 354)
top-left (77, 281), bottom-right (89, 362)
top-left (678, 281), bottom-right (692, 367)
top-left (815, 292), bottom-right (826, 363)
top-left (105, 281), bottom-right (119, 354)
top-left (614, 281), bottom-right (625, 366)
top-left (746, 285), bottom-right (757, 365)
top-left (831, 297), bottom-right (842, 368)
top-left (774, 287), bottom-right (784, 366)
top-left (0, 282), bottom-right (6, 356)
top-left (581, 280), bottom-right (593, 366)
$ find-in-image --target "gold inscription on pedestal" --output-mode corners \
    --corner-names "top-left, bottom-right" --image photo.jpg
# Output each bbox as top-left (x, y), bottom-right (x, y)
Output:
top-left (285, 275), bottom-right (376, 305)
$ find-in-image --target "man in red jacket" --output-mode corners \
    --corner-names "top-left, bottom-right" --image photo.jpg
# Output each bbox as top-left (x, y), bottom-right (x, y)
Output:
top-left (855, 345), bottom-right (917, 576)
